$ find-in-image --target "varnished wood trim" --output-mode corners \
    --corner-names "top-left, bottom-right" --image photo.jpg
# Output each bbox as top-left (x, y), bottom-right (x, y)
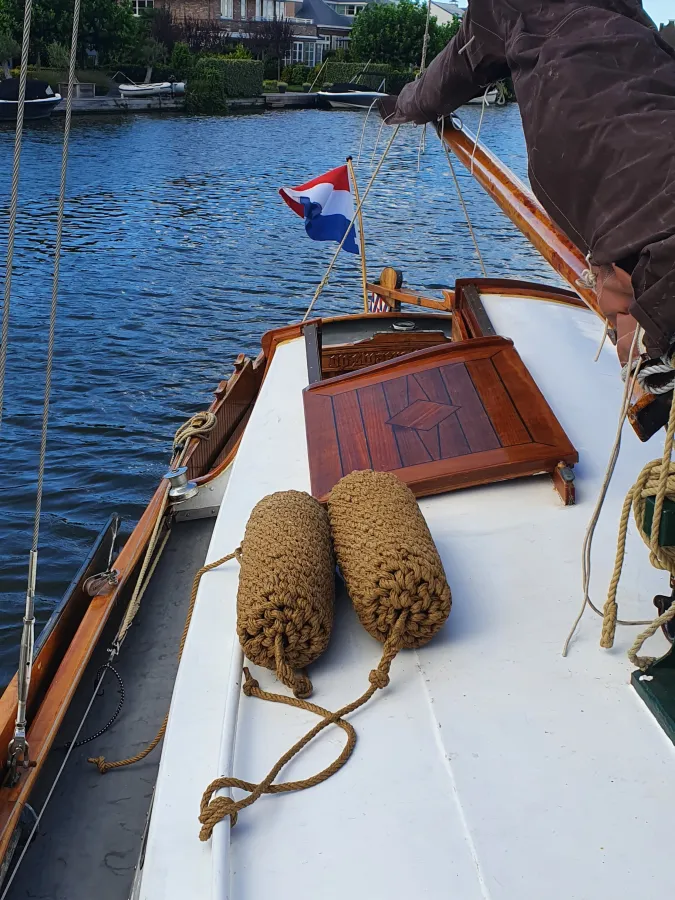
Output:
top-left (439, 122), bottom-right (601, 318)
top-left (365, 283), bottom-right (453, 312)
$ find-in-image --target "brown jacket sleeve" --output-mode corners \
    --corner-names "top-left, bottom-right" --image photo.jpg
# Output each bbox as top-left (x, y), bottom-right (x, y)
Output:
top-left (389, 11), bottom-right (508, 125)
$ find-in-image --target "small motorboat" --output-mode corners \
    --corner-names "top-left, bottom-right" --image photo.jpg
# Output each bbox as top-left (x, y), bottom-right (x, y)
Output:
top-left (0, 79), bottom-right (61, 120)
top-left (317, 83), bottom-right (387, 110)
top-left (118, 81), bottom-right (185, 99)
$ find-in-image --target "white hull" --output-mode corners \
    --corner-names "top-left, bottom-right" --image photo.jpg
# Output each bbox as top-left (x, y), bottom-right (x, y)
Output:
top-left (317, 90), bottom-right (387, 110)
top-left (466, 89), bottom-right (500, 105)
top-left (137, 290), bottom-right (675, 900)
top-left (118, 82), bottom-right (185, 98)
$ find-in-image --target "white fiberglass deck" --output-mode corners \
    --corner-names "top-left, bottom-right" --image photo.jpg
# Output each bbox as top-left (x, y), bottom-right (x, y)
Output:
top-left (140, 300), bottom-right (674, 900)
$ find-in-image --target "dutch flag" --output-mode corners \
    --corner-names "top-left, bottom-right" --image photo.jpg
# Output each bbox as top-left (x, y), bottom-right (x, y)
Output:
top-left (279, 165), bottom-right (359, 254)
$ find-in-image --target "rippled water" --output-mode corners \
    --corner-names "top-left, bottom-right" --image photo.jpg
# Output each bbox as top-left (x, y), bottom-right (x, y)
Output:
top-left (0, 103), bottom-right (557, 682)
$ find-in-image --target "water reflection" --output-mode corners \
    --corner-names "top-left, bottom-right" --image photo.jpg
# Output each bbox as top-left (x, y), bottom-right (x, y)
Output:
top-left (0, 104), bottom-right (558, 681)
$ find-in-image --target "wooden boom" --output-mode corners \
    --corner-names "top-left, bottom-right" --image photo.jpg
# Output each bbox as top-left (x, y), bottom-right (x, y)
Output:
top-left (438, 118), bottom-right (665, 441)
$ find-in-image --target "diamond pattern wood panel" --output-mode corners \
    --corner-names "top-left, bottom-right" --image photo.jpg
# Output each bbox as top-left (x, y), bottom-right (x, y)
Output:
top-left (303, 336), bottom-right (578, 501)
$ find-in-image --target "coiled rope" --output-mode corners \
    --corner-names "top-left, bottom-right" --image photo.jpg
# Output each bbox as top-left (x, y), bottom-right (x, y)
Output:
top-left (198, 470), bottom-right (451, 837)
top-left (600, 363), bottom-right (675, 669)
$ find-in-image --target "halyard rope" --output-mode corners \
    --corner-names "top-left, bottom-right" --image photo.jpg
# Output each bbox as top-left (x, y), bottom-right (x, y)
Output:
top-left (562, 326), bottom-right (653, 656)
top-left (0, 0), bottom-right (34, 433)
top-left (303, 125), bottom-right (400, 322)
top-left (438, 119), bottom-right (488, 277)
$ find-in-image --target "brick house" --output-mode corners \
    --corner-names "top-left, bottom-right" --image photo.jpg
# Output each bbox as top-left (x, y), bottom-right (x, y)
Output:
top-left (150, 0), bottom-right (393, 68)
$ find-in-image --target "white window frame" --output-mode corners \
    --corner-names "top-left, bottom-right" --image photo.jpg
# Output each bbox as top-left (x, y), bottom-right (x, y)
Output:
top-left (222, 0), bottom-right (234, 17)
top-left (240, 0), bottom-right (246, 17)
top-left (131, 0), bottom-right (154, 15)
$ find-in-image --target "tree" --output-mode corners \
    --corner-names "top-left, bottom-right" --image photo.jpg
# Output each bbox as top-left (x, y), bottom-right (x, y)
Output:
top-left (0, 29), bottom-right (19, 77)
top-left (46, 40), bottom-right (69, 68)
top-left (247, 17), bottom-right (294, 80)
top-left (0, 0), bottom-right (137, 65)
top-left (139, 36), bottom-right (166, 82)
top-left (349, 0), bottom-right (460, 69)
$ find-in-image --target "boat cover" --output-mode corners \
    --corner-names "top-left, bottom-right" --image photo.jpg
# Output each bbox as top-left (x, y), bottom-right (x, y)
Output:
top-left (0, 79), bottom-right (55, 100)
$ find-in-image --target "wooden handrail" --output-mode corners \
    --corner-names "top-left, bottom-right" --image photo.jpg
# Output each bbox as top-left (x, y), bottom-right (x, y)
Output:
top-left (366, 282), bottom-right (453, 312)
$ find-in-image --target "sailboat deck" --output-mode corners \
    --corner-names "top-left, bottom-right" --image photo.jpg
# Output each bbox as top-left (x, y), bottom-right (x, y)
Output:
top-left (140, 296), bottom-right (675, 900)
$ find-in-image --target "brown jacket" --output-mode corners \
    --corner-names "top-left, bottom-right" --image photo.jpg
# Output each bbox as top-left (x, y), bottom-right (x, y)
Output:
top-left (392, 1), bottom-right (675, 355)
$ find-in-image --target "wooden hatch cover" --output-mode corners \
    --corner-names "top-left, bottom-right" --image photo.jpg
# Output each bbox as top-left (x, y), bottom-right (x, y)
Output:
top-left (303, 335), bottom-right (578, 503)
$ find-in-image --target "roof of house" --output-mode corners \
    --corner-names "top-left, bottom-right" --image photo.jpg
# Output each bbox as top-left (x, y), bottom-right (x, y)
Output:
top-left (296, 0), bottom-right (351, 28)
top-left (660, 20), bottom-right (675, 48)
top-left (431, 1), bottom-right (465, 16)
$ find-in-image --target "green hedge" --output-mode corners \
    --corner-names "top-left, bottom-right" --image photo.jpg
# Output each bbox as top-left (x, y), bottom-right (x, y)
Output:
top-left (195, 57), bottom-right (263, 98)
top-left (322, 62), bottom-right (413, 94)
top-left (185, 71), bottom-right (228, 114)
top-left (281, 64), bottom-right (311, 86)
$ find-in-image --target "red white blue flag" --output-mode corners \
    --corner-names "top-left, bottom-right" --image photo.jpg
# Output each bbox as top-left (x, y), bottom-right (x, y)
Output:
top-left (279, 165), bottom-right (359, 254)
top-left (368, 289), bottom-right (389, 314)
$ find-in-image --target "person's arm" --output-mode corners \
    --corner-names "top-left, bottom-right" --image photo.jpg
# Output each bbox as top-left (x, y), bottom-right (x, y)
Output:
top-left (383, 13), bottom-right (509, 125)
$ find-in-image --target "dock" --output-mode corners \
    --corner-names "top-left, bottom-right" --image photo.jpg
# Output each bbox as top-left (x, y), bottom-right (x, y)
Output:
top-left (51, 92), bottom-right (317, 115)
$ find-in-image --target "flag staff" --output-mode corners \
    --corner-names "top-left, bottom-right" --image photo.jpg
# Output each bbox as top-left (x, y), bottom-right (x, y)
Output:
top-left (346, 155), bottom-right (369, 313)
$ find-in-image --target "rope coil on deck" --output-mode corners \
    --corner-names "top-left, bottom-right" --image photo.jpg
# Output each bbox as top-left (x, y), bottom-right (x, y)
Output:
top-left (198, 470), bottom-right (452, 837)
top-left (601, 364), bottom-right (675, 668)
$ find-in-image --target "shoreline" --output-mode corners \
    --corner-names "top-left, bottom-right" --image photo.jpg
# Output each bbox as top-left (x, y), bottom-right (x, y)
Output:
top-left (52, 92), bottom-right (318, 115)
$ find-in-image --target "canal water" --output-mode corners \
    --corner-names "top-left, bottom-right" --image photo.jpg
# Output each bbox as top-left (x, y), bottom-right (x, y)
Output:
top-left (0, 103), bottom-right (558, 682)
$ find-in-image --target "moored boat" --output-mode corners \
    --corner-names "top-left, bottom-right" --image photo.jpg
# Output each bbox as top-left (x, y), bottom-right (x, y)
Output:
top-left (118, 81), bottom-right (185, 99)
top-left (0, 114), bottom-right (674, 900)
top-left (0, 80), bottom-right (61, 120)
top-left (317, 83), bottom-right (388, 110)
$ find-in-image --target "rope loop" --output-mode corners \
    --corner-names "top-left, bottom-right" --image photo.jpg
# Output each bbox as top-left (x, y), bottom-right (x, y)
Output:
top-left (198, 669), bottom-right (358, 840)
top-left (601, 376), bottom-right (675, 667)
top-left (173, 410), bottom-right (217, 457)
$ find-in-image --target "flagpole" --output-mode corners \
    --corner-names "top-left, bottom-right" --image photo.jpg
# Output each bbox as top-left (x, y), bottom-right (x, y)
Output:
top-left (346, 156), bottom-right (369, 313)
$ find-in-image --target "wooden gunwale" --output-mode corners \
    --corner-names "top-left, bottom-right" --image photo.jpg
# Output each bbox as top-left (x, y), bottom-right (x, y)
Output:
top-left (0, 347), bottom-right (268, 864)
top-left (439, 121), bottom-right (601, 317)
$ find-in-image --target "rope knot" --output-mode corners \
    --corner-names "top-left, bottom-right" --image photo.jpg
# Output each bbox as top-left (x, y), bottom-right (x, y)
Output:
top-left (87, 755), bottom-right (111, 774)
top-left (242, 667), bottom-right (260, 696)
top-left (368, 668), bottom-right (390, 690)
top-left (198, 795), bottom-right (239, 841)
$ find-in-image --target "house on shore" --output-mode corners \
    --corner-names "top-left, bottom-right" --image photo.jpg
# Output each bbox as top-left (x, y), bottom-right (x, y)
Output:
top-left (152, 0), bottom-right (403, 68)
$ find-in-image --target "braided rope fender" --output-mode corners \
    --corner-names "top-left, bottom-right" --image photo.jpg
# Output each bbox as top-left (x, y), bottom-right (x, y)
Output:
top-left (237, 490), bottom-right (334, 698)
top-left (327, 470), bottom-right (451, 654)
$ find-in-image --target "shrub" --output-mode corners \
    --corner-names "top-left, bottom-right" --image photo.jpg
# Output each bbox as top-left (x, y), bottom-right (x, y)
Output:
top-left (262, 79), bottom-right (277, 91)
top-left (46, 41), bottom-right (70, 70)
top-left (225, 44), bottom-right (253, 59)
top-left (322, 62), bottom-right (413, 94)
top-left (169, 42), bottom-right (193, 79)
top-left (195, 57), bottom-right (263, 98)
top-left (277, 81), bottom-right (288, 88)
top-left (186, 71), bottom-right (228, 114)
top-left (281, 63), bottom-right (310, 86)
